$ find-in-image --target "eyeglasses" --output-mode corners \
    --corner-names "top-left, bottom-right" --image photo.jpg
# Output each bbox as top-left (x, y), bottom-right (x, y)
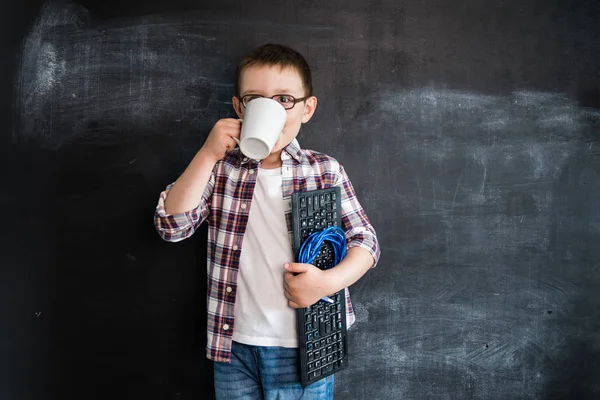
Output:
top-left (238, 94), bottom-right (310, 110)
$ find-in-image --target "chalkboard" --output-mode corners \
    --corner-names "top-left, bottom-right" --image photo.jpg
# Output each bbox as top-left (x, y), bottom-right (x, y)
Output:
top-left (3, 0), bottom-right (600, 399)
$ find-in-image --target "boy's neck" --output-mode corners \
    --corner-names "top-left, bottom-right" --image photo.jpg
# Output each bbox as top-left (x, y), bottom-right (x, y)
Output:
top-left (260, 150), bottom-right (283, 169)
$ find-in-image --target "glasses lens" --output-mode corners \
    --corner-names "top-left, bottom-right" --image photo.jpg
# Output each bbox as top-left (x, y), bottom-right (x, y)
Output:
top-left (242, 95), bottom-right (263, 107)
top-left (273, 95), bottom-right (296, 109)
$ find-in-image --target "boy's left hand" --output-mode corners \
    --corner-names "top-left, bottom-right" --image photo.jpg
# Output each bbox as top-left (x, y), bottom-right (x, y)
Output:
top-left (283, 262), bottom-right (332, 308)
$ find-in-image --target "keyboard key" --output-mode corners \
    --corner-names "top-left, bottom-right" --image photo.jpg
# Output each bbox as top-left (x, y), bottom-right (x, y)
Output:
top-left (321, 364), bottom-right (333, 375)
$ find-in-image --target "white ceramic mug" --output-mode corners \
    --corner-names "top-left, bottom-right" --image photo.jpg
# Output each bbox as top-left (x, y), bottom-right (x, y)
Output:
top-left (234, 98), bottom-right (287, 160)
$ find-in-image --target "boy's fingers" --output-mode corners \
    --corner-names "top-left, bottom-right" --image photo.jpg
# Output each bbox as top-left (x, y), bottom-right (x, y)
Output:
top-left (284, 287), bottom-right (292, 300)
top-left (288, 300), bottom-right (302, 309)
top-left (283, 272), bottom-right (294, 284)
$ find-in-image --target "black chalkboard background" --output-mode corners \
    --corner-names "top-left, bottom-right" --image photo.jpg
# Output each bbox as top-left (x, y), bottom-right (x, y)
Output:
top-left (3, 0), bottom-right (600, 399)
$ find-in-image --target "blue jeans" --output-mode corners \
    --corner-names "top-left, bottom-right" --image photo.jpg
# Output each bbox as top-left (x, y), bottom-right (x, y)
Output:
top-left (214, 341), bottom-right (334, 399)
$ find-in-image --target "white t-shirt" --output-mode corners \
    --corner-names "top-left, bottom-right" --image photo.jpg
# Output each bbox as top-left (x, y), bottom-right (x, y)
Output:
top-left (232, 166), bottom-right (298, 348)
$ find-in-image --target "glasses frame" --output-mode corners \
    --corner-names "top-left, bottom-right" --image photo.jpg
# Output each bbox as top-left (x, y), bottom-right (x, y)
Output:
top-left (238, 94), bottom-right (311, 110)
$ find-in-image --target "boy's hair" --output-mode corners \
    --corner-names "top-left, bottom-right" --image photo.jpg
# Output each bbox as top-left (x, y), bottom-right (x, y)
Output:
top-left (235, 44), bottom-right (313, 97)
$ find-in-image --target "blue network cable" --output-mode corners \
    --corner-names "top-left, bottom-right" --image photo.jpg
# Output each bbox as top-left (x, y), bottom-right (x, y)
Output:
top-left (297, 226), bottom-right (347, 303)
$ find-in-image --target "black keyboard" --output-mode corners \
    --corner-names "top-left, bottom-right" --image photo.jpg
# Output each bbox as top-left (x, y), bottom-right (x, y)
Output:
top-left (291, 187), bottom-right (348, 387)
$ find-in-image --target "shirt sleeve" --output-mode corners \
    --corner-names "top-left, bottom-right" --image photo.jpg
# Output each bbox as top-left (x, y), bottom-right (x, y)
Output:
top-left (335, 165), bottom-right (381, 267)
top-left (154, 170), bottom-right (215, 242)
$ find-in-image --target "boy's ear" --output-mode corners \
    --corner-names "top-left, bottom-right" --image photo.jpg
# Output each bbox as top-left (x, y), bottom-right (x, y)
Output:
top-left (232, 96), bottom-right (243, 118)
top-left (301, 96), bottom-right (318, 123)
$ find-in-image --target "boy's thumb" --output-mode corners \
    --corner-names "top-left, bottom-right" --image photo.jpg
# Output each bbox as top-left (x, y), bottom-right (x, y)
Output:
top-left (284, 262), bottom-right (309, 273)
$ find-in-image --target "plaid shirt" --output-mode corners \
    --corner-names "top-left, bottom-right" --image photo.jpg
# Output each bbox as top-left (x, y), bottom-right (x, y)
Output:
top-left (154, 139), bottom-right (380, 362)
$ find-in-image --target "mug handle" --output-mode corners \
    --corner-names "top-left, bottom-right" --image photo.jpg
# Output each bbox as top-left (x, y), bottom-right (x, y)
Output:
top-left (232, 118), bottom-right (243, 147)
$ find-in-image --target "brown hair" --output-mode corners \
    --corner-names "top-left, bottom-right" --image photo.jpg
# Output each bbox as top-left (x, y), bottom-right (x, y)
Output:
top-left (235, 44), bottom-right (313, 97)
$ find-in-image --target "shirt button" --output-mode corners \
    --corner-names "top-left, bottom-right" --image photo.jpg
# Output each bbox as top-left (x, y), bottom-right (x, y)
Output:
top-left (240, 203), bottom-right (247, 209)
top-left (226, 286), bottom-right (233, 293)
top-left (243, 157), bottom-right (248, 162)
top-left (233, 245), bottom-right (239, 251)
top-left (223, 324), bottom-right (230, 331)
top-left (248, 170), bottom-right (254, 175)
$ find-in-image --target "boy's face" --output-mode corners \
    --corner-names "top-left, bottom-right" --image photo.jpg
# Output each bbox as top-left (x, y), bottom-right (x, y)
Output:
top-left (233, 64), bottom-right (317, 157)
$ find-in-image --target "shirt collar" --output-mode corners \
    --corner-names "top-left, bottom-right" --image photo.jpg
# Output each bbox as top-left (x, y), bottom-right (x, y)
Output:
top-left (282, 138), bottom-right (304, 163)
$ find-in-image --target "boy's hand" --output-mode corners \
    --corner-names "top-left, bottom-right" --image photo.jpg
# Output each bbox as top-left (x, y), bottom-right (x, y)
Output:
top-left (200, 118), bottom-right (242, 163)
top-left (283, 263), bottom-right (332, 308)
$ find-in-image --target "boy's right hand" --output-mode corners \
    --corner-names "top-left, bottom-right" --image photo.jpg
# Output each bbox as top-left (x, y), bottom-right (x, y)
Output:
top-left (200, 118), bottom-right (242, 163)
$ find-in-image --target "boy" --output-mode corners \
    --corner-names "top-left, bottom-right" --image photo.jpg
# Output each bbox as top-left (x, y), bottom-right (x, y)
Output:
top-left (154, 44), bottom-right (380, 399)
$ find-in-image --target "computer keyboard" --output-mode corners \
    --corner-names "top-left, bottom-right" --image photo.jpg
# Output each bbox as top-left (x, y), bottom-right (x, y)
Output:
top-left (291, 187), bottom-right (348, 386)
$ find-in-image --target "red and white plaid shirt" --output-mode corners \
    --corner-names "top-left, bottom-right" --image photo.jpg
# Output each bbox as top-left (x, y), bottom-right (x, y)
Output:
top-left (154, 139), bottom-right (380, 362)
